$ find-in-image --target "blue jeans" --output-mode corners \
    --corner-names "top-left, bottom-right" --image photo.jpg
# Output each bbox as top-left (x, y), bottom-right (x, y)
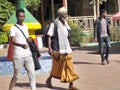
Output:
top-left (99, 36), bottom-right (111, 61)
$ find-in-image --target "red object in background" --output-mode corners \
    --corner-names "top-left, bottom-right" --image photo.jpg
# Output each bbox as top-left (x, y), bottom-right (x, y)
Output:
top-left (112, 12), bottom-right (120, 20)
top-left (33, 38), bottom-right (38, 48)
top-left (7, 41), bottom-right (14, 61)
top-left (7, 38), bottom-right (39, 61)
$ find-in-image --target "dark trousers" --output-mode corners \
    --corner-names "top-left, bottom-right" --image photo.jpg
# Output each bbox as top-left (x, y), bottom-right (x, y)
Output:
top-left (98, 36), bottom-right (111, 61)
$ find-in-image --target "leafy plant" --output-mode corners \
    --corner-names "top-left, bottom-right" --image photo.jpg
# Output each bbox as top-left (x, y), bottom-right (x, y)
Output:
top-left (68, 19), bottom-right (85, 46)
top-left (110, 27), bottom-right (120, 42)
top-left (25, 0), bottom-right (41, 11)
top-left (87, 31), bottom-right (94, 43)
top-left (0, 31), bottom-right (8, 44)
top-left (79, 26), bottom-right (120, 44)
top-left (0, 0), bottom-right (15, 30)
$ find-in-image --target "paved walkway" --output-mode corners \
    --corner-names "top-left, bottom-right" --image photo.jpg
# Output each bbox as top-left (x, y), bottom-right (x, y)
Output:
top-left (0, 43), bottom-right (120, 90)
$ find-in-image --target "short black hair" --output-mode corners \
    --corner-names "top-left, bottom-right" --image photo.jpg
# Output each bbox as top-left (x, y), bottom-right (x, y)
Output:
top-left (100, 9), bottom-right (106, 16)
top-left (16, 8), bottom-right (25, 17)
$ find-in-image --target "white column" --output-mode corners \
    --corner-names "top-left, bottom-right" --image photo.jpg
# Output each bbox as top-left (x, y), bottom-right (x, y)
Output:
top-left (118, 0), bottom-right (120, 12)
top-left (93, 0), bottom-right (97, 20)
top-left (97, 0), bottom-right (100, 17)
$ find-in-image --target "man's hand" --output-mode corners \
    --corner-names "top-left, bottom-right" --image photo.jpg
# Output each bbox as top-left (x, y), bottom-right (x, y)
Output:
top-left (48, 48), bottom-right (53, 56)
top-left (27, 37), bottom-right (32, 43)
top-left (21, 44), bottom-right (28, 49)
top-left (10, 36), bottom-right (28, 49)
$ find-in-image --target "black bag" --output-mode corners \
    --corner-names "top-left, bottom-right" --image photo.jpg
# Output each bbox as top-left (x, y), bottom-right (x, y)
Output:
top-left (42, 21), bottom-right (71, 48)
top-left (28, 38), bottom-right (41, 57)
top-left (42, 25), bottom-right (50, 48)
top-left (28, 38), bottom-right (41, 70)
top-left (15, 24), bottom-right (41, 70)
top-left (32, 51), bottom-right (41, 70)
top-left (42, 21), bottom-right (57, 48)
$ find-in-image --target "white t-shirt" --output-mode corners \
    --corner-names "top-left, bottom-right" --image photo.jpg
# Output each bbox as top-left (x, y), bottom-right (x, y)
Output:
top-left (47, 19), bottom-right (72, 54)
top-left (101, 18), bottom-right (108, 37)
top-left (9, 24), bottom-right (32, 58)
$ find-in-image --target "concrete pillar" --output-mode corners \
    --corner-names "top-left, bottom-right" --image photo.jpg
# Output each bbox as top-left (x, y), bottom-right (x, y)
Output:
top-left (93, 0), bottom-right (97, 20)
top-left (97, 0), bottom-right (100, 17)
top-left (118, 0), bottom-right (120, 12)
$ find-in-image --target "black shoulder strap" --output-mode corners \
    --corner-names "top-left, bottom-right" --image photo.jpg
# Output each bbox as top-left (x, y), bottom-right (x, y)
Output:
top-left (14, 24), bottom-right (27, 40)
top-left (15, 24), bottom-right (41, 56)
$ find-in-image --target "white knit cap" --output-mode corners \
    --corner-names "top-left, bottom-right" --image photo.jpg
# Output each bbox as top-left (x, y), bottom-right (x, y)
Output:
top-left (57, 7), bottom-right (67, 15)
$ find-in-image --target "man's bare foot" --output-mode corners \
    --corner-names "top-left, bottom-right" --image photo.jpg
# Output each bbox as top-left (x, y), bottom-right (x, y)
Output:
top-left (69, 85), bottom-right (79, 90)
top-left (46, 77), bottom-right (53, 88)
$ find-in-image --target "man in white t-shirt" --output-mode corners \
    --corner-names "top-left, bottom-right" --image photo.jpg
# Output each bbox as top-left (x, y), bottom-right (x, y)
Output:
top-left (9, 9), bottom-right (36, 90)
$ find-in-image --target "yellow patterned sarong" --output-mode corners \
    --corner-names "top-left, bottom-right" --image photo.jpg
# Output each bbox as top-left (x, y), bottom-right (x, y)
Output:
top-left (50, 53), bottom-right (79, 83)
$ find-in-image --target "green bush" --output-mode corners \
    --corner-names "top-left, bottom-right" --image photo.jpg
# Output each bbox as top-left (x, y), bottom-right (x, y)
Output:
top-left (25, 0), bottom-right (41, 11)
top-left (0, 0), bottom-right (15, 30)
top-left (83, 27), bottom-right (120, 43)
top-left (87, 31), bottom-right (94, 43)
top-left (68, 19), bottom-right (85, 46)
top-left (110, 27), bottom-right (120, 42)
top-left (0, 31), bottom-right (9, 45)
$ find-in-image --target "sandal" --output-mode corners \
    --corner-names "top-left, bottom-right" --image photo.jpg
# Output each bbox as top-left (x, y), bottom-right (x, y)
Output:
top-left (46, 78), bottom-right (53, 88)
top-left (69, 85), bottom-right (79, 90)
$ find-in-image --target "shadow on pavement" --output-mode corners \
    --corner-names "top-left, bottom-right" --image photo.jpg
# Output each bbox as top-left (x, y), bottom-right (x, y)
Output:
top-left (73, 61), bottom-right (101, 65)
top-left (112, 60), bottom-right (120, 63)
top-left (52, 87), bottom-right (68, 90)
top-left (16, 83), bottom-right (68, 90)
top-left (36, 83), bottom-right (68, 90)
top-left (16, 83), bottom-right (29, 88)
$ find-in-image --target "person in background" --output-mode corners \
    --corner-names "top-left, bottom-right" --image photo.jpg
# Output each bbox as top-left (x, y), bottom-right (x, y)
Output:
top-left (9, 8), bottom-right (36, 90)
top-left (94, 9), bottom-right (111, 65)
top-left (46, 7), bottom-right (79, 90)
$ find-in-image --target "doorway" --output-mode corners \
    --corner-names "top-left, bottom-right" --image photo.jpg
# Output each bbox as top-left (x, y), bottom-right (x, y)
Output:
top-left (43, 0), bottom-right (63, 22)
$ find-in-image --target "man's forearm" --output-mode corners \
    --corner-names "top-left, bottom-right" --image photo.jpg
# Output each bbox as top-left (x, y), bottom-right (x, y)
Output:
top-left (12, 40), bottom-right (28, 49)
top-left (48, 36), bottom-right (52, 50)
top-left (10, 36), bottom-right (28, 48)
top-left (12, 41), bottom-right (25, 47)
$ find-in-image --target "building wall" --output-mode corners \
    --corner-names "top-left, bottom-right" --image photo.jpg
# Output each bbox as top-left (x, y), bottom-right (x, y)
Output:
top-left (41, 0), bottom-right (119, 25)
top-left (82, 0), bottom-right (93, 16)
top-left (43, 0), bottom-right (63, 21)
top-left (68, 0), bottom-right (93, 16)
top-left (68, 0), bottom-right (118, 16)
top-left (107, 0), bottom-right (118, 14)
